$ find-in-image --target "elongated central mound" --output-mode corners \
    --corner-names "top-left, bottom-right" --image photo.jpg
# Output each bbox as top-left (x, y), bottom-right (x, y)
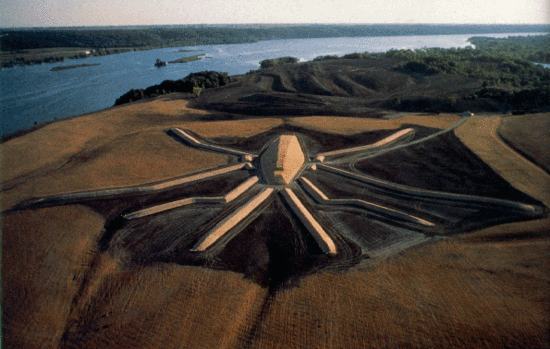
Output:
top-left (260, 135), bottom-right (305, 184)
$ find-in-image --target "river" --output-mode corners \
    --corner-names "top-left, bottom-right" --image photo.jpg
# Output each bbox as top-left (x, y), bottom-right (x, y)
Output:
top-left (0, 32), bottom-right (546, 135)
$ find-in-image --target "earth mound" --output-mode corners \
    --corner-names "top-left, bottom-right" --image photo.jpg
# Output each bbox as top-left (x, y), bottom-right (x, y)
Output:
top-left (2, 94), bottom-right (549, 349)
top-left (191, 57), bottom-right (483, 116)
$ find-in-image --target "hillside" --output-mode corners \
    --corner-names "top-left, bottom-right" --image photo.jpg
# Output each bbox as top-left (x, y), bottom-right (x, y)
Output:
top-left (113, 37), bottom-right (550, 117)
top-left (192, 57), bottom-right (483, 116)
top-left (2, 90), bottom-right (549, 348)
top-left (190, 56), bottom-right (548, 116)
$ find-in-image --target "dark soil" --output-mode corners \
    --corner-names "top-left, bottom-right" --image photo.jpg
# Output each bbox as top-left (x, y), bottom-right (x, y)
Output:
top-left (200, 124), bottom-right (423, 157)
top-left (351, 129), bottom-right (543, 204)
top-left (191, 58), bottom-right (486, 117)
top-left (16, 126), bottom-right (544, 290)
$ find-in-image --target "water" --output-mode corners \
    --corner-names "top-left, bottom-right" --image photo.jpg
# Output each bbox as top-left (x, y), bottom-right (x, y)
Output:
top-left (0, 32), bottom-right (546, 135)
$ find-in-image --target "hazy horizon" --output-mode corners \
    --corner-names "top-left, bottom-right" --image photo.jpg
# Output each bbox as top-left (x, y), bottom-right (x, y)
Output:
top-left (2, 0), bottom-right (548, 28)
top-left (3, 23), bottom-right (550, 31)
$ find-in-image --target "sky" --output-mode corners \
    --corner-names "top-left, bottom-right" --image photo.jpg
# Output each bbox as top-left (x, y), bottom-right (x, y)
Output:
top-left (1, 0), bottom-right (549, 28)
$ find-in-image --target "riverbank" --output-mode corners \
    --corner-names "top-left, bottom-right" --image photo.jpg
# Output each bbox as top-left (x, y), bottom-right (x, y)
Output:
top-left (2, 24), bottom-right (548, 68)
top-left (2, 32), bottom-right (548, 137)
top-left (111, 34), bottom-right (550, 114)
top-left (0, 47), bottom-right (153, 68)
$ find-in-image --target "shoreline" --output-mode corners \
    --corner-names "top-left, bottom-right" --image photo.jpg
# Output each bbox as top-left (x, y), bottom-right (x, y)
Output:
top-left (51, 63), bottom-right (101, 71)
top-left (2, 24), bottom-right (548, 68)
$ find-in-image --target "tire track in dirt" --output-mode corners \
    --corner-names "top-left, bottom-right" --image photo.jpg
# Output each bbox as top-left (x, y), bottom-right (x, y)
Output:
top-left (1, 137), bottom-right (103, 193)
top-left (59, 251), bottom-right (120, 348)
top-left (239, 292), bottom-right (276, 349)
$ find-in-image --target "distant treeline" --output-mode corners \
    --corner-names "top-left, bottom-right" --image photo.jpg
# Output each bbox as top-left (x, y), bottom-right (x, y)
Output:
top-left (469, 35), bottom-right (550, 63)
top-left (1, 47), bottom-right (150, 68)
top-left (51, 63), bottom-right (100, 71)
top-left (310, 34), bottom-right (550, 63)
top-left (390, 35), bottom-right (550, 112)
top-left (2, 24), bottom-right (549, 68)
top-left (2, 24), bottom-right (548, 50)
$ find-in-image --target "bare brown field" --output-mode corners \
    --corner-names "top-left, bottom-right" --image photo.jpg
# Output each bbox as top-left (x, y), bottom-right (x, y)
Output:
top-left (2, 99), bottom-right (549, 349)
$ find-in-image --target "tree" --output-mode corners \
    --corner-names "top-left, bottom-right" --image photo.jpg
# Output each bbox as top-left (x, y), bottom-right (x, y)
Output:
top-left (260, 57), bottom-right (299, 69)
top-left (155, 59), bottom-right (167, 68)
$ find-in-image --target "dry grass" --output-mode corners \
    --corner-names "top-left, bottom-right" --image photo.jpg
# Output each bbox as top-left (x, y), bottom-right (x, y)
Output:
top-left (246, 237), bottom-right (550, 349)
top-left (61, 263), bottom-right (266, 349)
top-left (183, 118), bottom-right (284, 138)
top-left (1, 99), bottom-right (284, 210)
top-left (1, 129), bottom-right (230, 210)
top-left (2, 101), bottom-right (549, 348)
top-left (2, 99), bottom-right (206, 184)
top-left (2, 206), bottom-right (105, 349)
top-left (454, 115), bottom-right (550, 252)
top-left (287, 114), bottom-right (462, 135)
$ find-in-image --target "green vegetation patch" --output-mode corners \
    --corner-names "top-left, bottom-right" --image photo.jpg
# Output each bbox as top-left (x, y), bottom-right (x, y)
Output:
top-left (169, 54), bottom-right (206, 64)
top-left (113, 34), bottom-right (550, 112)
top-left (114, 71), bottom-right (233, 106)
top-left (260, 57), bottom-right (300, 69)
top-left (468, 35), bottom-right (550, 63)
top-left (51, 63), bottom-right (101, 71)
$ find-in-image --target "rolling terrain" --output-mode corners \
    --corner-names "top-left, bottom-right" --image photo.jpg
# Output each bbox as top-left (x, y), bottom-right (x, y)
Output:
top-left (2, 64), bottom-right (550, 349)
top-left (191, 57), bottom-right (484, 117)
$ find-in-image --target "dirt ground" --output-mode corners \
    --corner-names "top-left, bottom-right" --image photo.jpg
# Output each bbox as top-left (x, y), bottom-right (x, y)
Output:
top-left (2, 97), bottom-right (549, 349)
top-left (190, 57), bottom-right (487, 117)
